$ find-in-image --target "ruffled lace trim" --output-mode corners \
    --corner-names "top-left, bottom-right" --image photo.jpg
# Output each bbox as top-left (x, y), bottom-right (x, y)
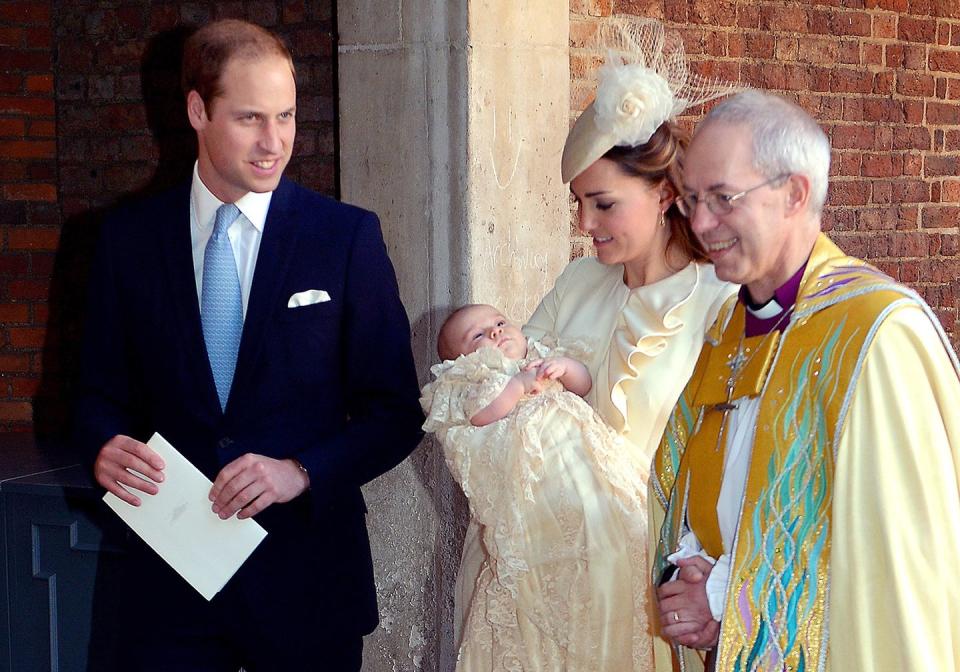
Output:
top-left (475, 389), bottom-right (649, 601)
top-left (457, 388), bottom-right (653, 669)
top-left (427, 337), bottom-right (657, 669)
top-left (421, 339), bottom-right (597, 431)
top-left (421, 338), bottom-right (646, 594)
top-left (608, 262), bottom-right (704, 433)
top-left (420, 338), bottom-right (597, 510)
top-left (420, 346), bottom-right (520, 433)
top-left (527, 335), bottom-right (595, 364)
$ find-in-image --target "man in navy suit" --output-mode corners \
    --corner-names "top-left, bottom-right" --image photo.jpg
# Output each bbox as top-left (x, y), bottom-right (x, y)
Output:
top-left (76, 19), bottom-right (424, 671)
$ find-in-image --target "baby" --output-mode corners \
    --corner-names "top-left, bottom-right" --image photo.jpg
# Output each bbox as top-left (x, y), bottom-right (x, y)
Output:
top-left (421, 304), bottom-right (650, 671)
top-left (436, 303), bottom-right (592, 425)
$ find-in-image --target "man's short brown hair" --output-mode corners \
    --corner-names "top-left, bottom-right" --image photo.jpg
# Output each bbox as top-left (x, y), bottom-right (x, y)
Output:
top-left (181, 19), bottom-right (295, 113)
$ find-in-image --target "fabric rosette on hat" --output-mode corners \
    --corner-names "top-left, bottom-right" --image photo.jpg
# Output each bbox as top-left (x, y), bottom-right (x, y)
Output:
top-left (593, 64), bottom-right (674, 146)
top-left (561, 17), bottom-right (739, 183)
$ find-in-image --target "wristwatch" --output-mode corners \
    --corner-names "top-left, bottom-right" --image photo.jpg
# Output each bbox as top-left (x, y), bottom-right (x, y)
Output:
top-left (290, 458), bottom-right (310, 489)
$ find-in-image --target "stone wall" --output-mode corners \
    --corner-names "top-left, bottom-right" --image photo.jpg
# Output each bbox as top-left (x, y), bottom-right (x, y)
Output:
top-left (336, 2), bottom-right (570, 668)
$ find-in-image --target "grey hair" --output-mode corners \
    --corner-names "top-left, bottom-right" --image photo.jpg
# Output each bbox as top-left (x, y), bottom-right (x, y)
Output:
top-left (700, 90), bottom-right (831, 215)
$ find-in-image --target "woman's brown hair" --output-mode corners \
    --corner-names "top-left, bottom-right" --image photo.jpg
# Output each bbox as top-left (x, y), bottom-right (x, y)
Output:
top-left (602, 122), bottom-right (707, 263)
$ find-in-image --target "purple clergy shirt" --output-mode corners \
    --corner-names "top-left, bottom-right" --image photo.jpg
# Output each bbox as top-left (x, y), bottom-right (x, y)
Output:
top-left (742, 261), bottom-right (808, 337)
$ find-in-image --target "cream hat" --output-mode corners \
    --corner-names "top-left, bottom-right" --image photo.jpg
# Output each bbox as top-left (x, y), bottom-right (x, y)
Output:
top-left (561, 18), bottom-right (738, 183)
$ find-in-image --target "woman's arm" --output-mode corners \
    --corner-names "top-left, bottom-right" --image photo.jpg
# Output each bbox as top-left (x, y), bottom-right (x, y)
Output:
top-left (523, 261), bottom-right (577, 341)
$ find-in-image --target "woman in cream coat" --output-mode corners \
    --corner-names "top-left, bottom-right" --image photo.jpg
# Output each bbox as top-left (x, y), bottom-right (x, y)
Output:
top-left (520, 127), bottom-right (735, 672)
top-left (451, 18), bottom-right (739, 672)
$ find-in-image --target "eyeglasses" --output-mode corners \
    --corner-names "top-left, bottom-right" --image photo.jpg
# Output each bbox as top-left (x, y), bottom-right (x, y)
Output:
top-left (676, 173), bottom-right (791, 217)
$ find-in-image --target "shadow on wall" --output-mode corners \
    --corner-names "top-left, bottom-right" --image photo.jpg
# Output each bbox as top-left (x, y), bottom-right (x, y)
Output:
top-left (33, 26), bottom-right (198, 440)
top-left (408, 307), bottom-right (470, 668)
top-left (30, 26), bottom-right (199, 671)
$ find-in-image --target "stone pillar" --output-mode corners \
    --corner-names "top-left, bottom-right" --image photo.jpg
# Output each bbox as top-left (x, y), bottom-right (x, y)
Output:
top-left (337, 1), bottom-right (569, 669)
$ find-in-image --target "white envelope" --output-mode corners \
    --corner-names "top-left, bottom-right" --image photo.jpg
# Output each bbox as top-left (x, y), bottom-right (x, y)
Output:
top-left (287, 289), bottom-right (331, 308)
top-left (103, 433), bottom-right (267, 601)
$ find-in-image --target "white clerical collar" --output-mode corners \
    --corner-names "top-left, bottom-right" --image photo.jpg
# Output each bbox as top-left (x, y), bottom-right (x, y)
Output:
top-left (745, 297), bottom-right (784, 319)
top-left (191, 161), bottom-right (272, 233)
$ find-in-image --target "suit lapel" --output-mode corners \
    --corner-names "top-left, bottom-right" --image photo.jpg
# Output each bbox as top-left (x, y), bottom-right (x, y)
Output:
top-left (158, 182), bottom-right (223, 418)
top-left (228, 179), bottom-right (301, 413)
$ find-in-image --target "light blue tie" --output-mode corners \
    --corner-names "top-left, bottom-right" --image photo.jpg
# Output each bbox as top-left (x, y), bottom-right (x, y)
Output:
top-left (201, 203), bottom-right (243, 411)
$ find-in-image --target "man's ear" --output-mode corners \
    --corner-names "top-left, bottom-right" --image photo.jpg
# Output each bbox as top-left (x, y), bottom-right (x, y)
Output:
top-left (186, 90), bottom-right (208, 132)
top-left (784, 173), bottom-right (811, 217)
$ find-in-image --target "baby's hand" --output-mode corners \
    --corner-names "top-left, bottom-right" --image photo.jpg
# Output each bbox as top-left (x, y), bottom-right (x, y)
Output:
top-left (523, 359), bottom-right (544, 373)
top-left (516, 369), bottom-right (543, 395)
top-left (535, 357), bottom-right (569, 381)
top-left (525, 357), bottom-right (568, 381)
top-left (525, 355), bottom-right (591, 397)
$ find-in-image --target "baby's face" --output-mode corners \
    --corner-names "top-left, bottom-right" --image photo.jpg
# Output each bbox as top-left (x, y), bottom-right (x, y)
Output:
top-left (445, 305), bottom-right (527, 360)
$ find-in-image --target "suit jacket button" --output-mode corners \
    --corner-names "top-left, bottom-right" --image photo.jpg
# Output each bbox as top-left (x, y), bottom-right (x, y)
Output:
top-left (218, 437), bottom-right (234, 449)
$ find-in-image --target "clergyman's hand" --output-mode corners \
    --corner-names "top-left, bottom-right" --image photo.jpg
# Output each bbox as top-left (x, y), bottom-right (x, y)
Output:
top-left (678, 619), bottom-right (720, 650)
top-left (657, 555), bottom-right (720, 649)
top-left (209, 454), bottom-right (309, 520)
top-left (93, 434), bottom-right (166, 506)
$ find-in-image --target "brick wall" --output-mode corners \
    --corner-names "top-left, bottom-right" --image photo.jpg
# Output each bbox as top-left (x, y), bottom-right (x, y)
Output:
top-left (0, 1), bottom-right (337, 434)
top-left (570, 0), bottom-right (960, 349)
top-left (0, 1), bottom-right (56, 432)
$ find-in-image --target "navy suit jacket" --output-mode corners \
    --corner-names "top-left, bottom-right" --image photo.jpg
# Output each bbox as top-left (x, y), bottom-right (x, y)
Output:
top-left (76, 177), bottom-right (424, 638)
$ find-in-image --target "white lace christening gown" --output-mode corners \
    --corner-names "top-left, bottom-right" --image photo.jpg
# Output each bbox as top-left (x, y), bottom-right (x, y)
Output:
top-left (420, 341), bottom-right (651, 671)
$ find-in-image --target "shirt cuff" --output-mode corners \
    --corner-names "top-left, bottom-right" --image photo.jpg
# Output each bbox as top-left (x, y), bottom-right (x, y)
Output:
top-left (705, 553), bottom-right (730, 620)
top-left (667, 530), bottom-right (717, 566)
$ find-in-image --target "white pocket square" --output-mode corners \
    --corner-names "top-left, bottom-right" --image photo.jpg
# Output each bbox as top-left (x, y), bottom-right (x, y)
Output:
top-left (287, 289), bottom-right (331, 308)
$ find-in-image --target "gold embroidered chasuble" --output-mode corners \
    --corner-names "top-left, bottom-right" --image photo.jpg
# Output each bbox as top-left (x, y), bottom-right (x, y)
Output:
top-left (650, 234), bottom-right (960, 672)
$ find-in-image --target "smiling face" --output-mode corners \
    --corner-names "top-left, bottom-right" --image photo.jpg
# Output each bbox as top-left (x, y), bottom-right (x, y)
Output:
top-left (439, 305), bottom-right (528, 361)
top-left (683, 121), bottom-right (817, 303)
top-left (188, 54), bottom-right (296, 203)
top-left (570, 158), bottom-right (674, 288)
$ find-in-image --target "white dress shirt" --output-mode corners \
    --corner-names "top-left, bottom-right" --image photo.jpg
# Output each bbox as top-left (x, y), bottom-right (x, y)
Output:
top-left (189, 162), bottom-right (273, 318)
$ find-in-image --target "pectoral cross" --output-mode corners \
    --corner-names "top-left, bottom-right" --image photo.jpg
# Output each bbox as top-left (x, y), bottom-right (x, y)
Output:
top-left (712, 346), bottom-right (748, 452)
